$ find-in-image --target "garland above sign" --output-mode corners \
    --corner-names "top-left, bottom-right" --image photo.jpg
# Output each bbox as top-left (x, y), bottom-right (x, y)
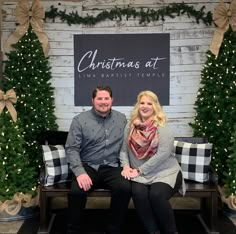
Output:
top-left (45, 2), bottom-right (213, 26)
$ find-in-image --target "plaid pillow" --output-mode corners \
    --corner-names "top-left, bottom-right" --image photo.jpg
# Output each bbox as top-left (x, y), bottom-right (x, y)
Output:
top-left (173, 140), bottom-right (213, 183)
top-left (42, 145), bottom-right (72, 186)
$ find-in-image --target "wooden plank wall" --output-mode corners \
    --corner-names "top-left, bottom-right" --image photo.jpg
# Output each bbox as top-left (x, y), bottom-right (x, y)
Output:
top-left (1, 0), bottom-right (221, 136)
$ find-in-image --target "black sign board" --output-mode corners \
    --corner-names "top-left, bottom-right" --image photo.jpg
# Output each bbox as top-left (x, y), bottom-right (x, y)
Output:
top-left (74, 34), bottom-right (170, 106)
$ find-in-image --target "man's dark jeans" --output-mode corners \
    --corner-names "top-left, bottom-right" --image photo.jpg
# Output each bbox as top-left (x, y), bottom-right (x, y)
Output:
top-left (67, 164), bottom-right (131, 234)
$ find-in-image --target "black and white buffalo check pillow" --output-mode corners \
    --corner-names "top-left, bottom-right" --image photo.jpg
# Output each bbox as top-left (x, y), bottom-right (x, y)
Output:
top-left (42, 145), bottom-right (72, 186)
top-left (173, 140), bottom-right (213, 183)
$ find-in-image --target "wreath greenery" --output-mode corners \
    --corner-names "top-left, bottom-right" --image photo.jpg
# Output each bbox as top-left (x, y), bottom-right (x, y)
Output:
top-left (45, 2), bottom-right (213, 26)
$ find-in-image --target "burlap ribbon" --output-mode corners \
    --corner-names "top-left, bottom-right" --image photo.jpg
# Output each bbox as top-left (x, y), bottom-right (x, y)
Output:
top-left (5, 0), bottom-right (49, 57)
top-left (0, 191), bottom-right (39, 216)
top-left (218, 185), bottom-right (236, 211)
top-left (0, 89), bottom-right (17, 122)
top-left (210, 0), bottom-right (236, 57)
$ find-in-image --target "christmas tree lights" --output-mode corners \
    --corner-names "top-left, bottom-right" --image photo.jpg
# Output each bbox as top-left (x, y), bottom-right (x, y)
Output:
top-left (0, 111), bottom-right (37, 199)
top-left (224, 123), bottom-right (236, 196)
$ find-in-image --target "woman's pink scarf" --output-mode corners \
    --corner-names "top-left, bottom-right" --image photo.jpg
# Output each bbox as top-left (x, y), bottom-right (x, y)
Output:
top-left (128, 118), bottom-right (159, 160)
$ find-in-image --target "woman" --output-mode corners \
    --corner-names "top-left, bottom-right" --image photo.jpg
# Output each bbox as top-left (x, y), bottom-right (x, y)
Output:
top-left (120, 90), bottom-right (185, 234)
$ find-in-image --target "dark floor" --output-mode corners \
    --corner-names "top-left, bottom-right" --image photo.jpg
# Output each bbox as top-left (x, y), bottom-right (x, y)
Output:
top-left (18, 208), bottom-right (236, 234)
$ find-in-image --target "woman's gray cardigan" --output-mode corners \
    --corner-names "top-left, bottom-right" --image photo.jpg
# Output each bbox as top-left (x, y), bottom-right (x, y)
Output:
top-left (119, 124), bottom-right (186, 195)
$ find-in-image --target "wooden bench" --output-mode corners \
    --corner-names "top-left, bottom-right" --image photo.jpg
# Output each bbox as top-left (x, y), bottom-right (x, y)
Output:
top-left (37, 131), bottom-right (219, 234)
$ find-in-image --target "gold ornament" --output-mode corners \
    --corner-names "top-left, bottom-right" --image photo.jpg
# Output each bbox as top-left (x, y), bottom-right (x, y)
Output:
top-left (5, 0), bottom-right (49, 57)
top-left (210, 0), bottom-right (236, 57)
top-left (0, 89), bottom-right (17, 122)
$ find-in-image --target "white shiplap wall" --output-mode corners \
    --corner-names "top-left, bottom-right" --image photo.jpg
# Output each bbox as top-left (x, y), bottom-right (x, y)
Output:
top-left (1, 0), bottom-right (220, 136)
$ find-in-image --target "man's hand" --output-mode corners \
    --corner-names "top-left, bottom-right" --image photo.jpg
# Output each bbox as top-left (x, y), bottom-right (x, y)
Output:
top-left (76, 174), bottom-right (93, 191)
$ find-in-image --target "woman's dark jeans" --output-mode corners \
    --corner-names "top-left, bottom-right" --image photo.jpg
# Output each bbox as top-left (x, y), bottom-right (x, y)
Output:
top-left (132, 171), bottom-right (182, 234)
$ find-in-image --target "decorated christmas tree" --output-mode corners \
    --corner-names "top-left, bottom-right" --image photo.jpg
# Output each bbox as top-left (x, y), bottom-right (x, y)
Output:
top-left (3, 27), bottom-right (58, 174)
top-left (190, 28), bottom-right (236, 182)
top-left (0, 90), bottom-right (37, 200)
top-left (3, 0), bottom-right (58, 176)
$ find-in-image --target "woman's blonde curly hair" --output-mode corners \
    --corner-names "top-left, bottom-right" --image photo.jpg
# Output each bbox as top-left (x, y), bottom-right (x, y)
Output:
top-left (130, 90), bottom-right (167, 127)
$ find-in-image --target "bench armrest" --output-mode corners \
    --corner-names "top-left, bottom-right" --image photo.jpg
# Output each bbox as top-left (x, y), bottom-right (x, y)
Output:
top-left (208, 165), bottom-right (218, 185)
top-left (39, 167), bottom-right (46, 185)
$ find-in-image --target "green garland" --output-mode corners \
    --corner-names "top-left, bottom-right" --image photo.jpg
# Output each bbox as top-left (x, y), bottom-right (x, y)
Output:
top-left (45, 2), bottom-right (213, 26)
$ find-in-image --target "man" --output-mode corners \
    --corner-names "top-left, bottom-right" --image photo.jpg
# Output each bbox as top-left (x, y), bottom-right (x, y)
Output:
top-left (65, 85), bottom-right (131, 234)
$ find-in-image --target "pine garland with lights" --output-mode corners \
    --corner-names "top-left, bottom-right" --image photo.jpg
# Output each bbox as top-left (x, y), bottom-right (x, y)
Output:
top-left (0, 111), bottom-right (37, 200)
top-left (3, 27), bottom-right (58, 176)
top-left (45, 2), bottom-right (212, 26)
top-left (224, 124), bottom-right (236, 196)
top-left (190, 29), bottom-right (236, 183)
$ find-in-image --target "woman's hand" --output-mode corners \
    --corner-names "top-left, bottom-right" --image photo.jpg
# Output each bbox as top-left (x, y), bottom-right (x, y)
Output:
top-left (121, 166), bottom-right (142, 179)
top-left (128, 168), bottom-right (141, 178)
top-left (121, 165), bottom-right (134, 180)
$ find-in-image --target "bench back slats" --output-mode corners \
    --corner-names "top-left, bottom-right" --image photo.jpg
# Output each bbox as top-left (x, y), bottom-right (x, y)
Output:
top-left (38, 131), bottom-right (209, 145)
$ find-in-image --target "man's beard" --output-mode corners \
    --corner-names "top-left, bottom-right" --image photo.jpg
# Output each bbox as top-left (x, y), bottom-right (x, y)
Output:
top-left (94, 106), bottom-right (111, 116)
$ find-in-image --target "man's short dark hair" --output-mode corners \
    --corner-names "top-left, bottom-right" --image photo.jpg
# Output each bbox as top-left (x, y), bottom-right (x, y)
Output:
top-left (92, 85), bottom-right (113, 99)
